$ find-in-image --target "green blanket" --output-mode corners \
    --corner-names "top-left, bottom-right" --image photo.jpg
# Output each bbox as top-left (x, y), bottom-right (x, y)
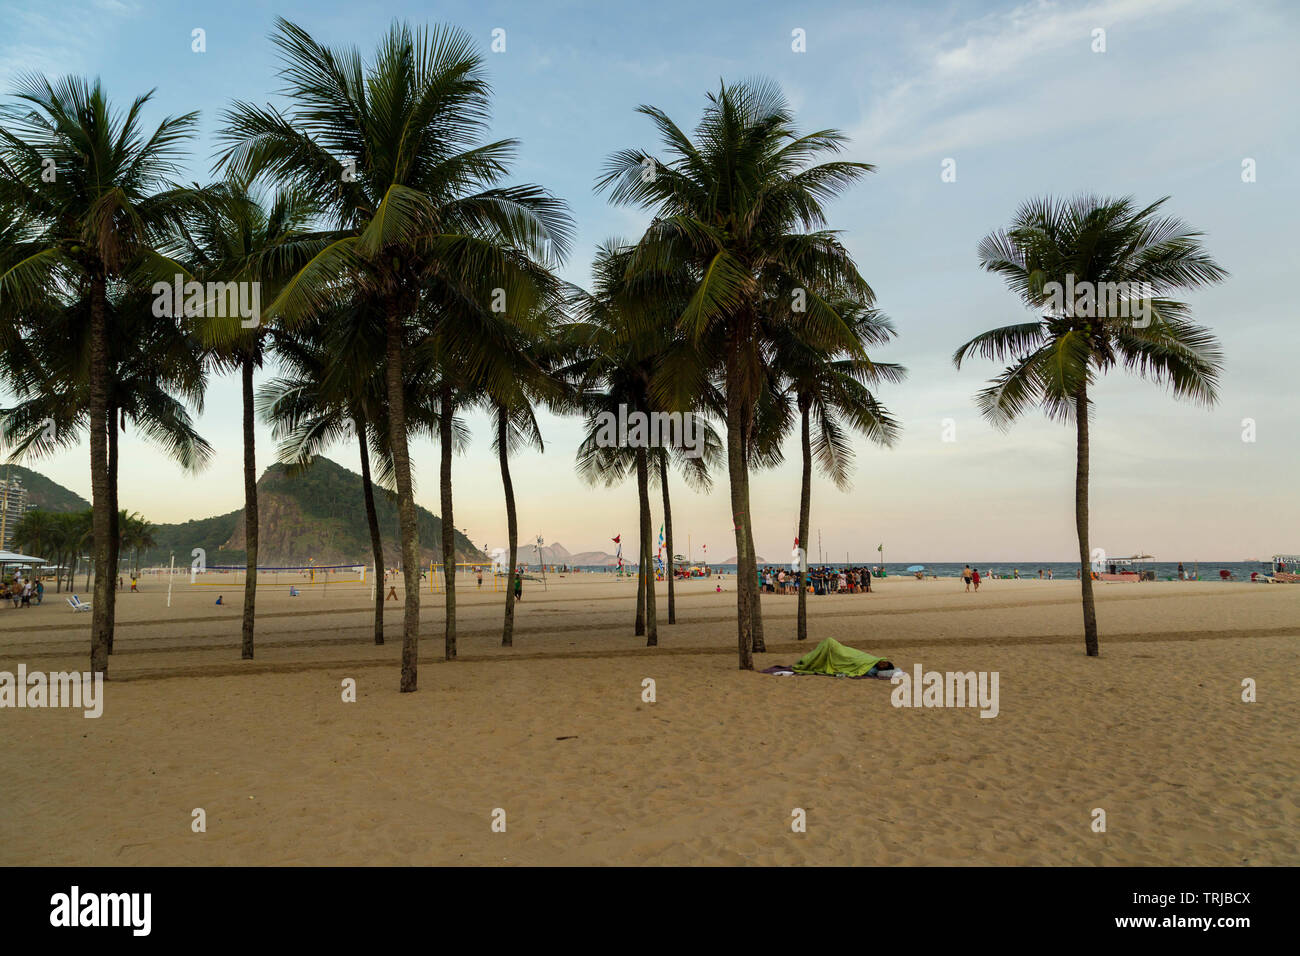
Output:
top-left (792, 637), bottom-right (884, 676)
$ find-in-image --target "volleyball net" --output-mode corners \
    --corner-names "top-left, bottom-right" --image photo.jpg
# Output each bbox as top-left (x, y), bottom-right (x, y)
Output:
top-left (188, 564), bottom-right (368, 587)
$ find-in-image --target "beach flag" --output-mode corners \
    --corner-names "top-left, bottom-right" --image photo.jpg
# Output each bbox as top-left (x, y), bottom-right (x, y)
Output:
top-left (612, 534), bottom-right (623, 570)
top-left (657, 524), bottom-right (665, 567)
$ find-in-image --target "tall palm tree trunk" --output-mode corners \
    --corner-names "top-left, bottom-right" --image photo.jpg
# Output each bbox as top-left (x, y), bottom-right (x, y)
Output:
top-left (637, 447), bottom-right (660, 642)
top-left (106, 406), bottom-right (120, 654)
top-left (658, 453), bottom-right (675, 624)
top-left (439, 384), bottom-right (457, 661)
top-left (797, 400), bottom-right (812, 641)
top-left (724, 362), bottom-right (754, 670)
top-left (635, 457), bottom-right (646, 636)
top-left (634, 531), bottom-right (646, 635)
top-left (742, 410), bottom-right (766, 655)
top-left (1075, 385), bottom-right (1099, 656)
top-left (497, 405), bottom-right (518, 647)
top-left (241, 358), bottom-right (258, 660)
top-left (356, 420), bottom-right (384, 646)
top-left (88, 275), bottom-right (112, 676)
top-left (385, 308), bottom-right (421, 692)
top-left (637, 447), bottom-right (658, 646)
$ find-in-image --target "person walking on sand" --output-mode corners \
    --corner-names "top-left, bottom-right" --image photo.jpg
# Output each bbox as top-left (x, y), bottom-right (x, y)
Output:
top-left (513, 572), bottom-right (523, 602)
top-left (130, 575), bottom-right (138, 592)
top-left (1047, 567), bottom-right (1054, 581)
top-left (972, 567), bottom-right (982, 591)
top-left (962, 565), bottom-right (973, 591)
top-left (477, 567), bottom-right (483, 589)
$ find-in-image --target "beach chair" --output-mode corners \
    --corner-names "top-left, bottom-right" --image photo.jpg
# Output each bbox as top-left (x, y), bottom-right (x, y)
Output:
top-left (67, 595), bottom-right (92, 612)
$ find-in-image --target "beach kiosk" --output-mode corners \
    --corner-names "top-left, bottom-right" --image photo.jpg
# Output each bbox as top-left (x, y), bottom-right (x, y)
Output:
top-left (1093, 553), bottom-right (1154, 582)
top-left (1264, 554), bottom-right (1300, 583)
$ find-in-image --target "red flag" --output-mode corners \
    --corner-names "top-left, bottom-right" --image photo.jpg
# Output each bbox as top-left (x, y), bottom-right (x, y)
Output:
top-left (612, 535), bottom-right (621, 544)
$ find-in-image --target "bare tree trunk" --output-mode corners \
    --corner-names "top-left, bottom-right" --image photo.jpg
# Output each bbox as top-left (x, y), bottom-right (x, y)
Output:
top-left (637, 447), bottom-right (658, 646)
top-left (241, 357), bottom-right (258, 660)
top-left (106, 405), bottom-right (119, 654)
top-left (88, 274), bottom-right (112, 676)
top-left (385, 307), bottom-right (421, 692)
top-left (797, 400), bottom-right (812, 641)
top-left (659, 453), bottom-right (675, 625)
top-left (357, 418), bottom-right (384, 646)
top-left (725, 356), bottom-right (754, 670)
top-left (1075, 385), bottom-right (1099, 656)
top-left (497, 405), bottom-right (518, 647)
top-left (439, 384), bottom-right (457, 661)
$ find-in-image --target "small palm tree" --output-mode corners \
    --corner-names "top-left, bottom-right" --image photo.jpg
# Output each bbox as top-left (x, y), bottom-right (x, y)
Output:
top-left (0, 74), bottom-right (203, 673)
top-left (480, 312), bottom-right (574, 647)
top-left (768, 299), bottom-right (904, 641)
top-left (257, 305), bottom-right (422, 646)
top-left (10, 507), bottom-right (54, 559)
top-left (955, 194), bottom-right (1227, 655)
top-left (184, 176), bottom-right (320, 659)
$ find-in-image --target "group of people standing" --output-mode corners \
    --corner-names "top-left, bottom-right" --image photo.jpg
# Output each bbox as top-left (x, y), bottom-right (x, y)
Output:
top-left (760, 566), bottom-right (875, 595)
top-left (5, 575), bottom-right (43, 607)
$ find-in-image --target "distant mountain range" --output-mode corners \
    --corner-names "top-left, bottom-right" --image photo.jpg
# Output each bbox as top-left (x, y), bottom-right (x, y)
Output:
top-left (13, 460), bottom-right (747, 568)
top-left (17, 457), bottom-right (485, 567)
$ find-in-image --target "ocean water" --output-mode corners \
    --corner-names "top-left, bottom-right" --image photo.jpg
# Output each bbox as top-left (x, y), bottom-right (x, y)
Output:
top-left (559, 560), bottom-right (1284, 581)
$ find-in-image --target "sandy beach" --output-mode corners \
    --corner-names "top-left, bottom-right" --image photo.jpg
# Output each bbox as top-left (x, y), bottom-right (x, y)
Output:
top-left (1, 573), bottom-right (1295, 866)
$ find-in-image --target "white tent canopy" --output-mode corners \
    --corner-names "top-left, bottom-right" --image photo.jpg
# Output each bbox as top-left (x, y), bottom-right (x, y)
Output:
top-left (0, 550), bottom-right (47, 565)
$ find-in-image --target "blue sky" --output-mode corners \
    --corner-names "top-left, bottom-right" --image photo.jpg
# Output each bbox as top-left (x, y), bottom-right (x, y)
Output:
top-left (2, 0), bottom-right (1297, 561)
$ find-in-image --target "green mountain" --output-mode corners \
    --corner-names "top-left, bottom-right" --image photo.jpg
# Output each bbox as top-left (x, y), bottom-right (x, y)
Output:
top-left (141, 456), bottom-right (485, 567)
top-left (3, 464), bottom-right (91, 512)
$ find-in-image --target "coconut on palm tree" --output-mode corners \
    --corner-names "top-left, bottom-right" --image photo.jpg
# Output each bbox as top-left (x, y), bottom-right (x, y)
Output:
top-left (955, 194), bottom-right (1227, 656)
top-left (599, 79), bottom-right (878, 669)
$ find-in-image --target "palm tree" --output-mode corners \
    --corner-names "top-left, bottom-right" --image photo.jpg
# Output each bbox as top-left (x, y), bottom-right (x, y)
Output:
top-left (118, 511), bottom-right (155, 576)
top-left (0, 75), bottom-right (203, 674)
top-left (218, 19), bottom-right (571, 689)
top-left (0, 284), bottom-right (212, 632)
top-left (184, 176), bottom-right (320, 659)
top-left (955, 194), bottom-right (1227, 656)
top-left (10, 507), bottom-right (54, 559)
top-left (767, 300), bottom-right (904, 641)
top-left (598, 80), bottom-right (878, 669)
top-left (257, 305), bottom-right (418, 646)
top-left (568, 242), bottom-right (672, 644)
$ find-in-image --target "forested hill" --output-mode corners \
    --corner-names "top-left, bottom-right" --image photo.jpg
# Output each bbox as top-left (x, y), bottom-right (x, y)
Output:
top-left (3, 464), bottom-right (91, 512)
top-left (140, 457), bottom-right (485, 567)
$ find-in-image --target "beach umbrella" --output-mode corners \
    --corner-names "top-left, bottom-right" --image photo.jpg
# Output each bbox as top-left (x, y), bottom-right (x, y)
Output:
top-left (906, 564), bottom-right (925, 572)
